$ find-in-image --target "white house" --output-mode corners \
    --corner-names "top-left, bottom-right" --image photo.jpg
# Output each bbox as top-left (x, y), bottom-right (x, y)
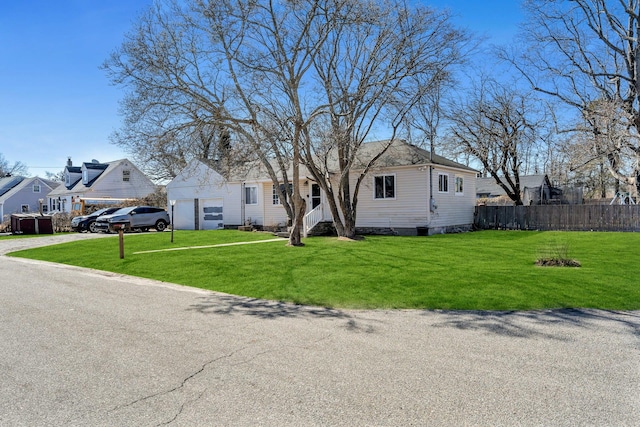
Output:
top-left (166, 140), bottom-right (478, 236)
top-left (46, 158), bottom-right (158, 213)
top-left (0, 176), bottom-right (60, 220)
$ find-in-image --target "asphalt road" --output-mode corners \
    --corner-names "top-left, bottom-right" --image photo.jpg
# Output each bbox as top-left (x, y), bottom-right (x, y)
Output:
top-left (1, 234), bottom-right (639, 426)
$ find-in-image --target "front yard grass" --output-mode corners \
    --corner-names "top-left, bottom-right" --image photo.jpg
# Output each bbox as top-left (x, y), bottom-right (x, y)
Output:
top-left (7, 229), bottom-right (640, 310)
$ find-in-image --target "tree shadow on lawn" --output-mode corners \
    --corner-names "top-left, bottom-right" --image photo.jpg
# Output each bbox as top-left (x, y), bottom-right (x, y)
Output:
top-left (427, 308), bottom-right (640, 340)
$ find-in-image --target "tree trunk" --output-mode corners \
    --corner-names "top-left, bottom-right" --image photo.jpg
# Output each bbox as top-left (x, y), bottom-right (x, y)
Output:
top-left (288, 122), bottom-right (304, 247)
top-left (288, 195), bottom-right (306, 246)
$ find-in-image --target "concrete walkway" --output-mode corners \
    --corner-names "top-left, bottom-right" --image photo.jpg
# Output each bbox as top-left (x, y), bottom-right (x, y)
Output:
top-left (133, 237), bottom-right (287, 254)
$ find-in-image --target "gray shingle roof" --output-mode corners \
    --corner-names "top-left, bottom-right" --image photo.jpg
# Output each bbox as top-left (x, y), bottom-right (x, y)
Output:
top-left (223, 139), bottom-right (478, 182)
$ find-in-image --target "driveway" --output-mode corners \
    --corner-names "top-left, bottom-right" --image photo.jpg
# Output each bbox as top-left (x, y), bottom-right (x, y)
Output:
top-left (1, 234), bottom-right (639, 426)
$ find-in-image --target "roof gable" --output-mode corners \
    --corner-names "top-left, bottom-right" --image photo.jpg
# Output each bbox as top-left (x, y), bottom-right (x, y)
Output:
top-left (0, 176), bottom-right (60, 202)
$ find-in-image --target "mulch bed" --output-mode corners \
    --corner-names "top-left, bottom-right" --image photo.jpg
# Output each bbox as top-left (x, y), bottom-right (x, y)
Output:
top-left (535, 258), bottom-right (581, 267)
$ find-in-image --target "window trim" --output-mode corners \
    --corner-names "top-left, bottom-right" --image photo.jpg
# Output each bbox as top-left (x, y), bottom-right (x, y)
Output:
top-left (32, 184), bottom-right (41, 193)
top-left (438, 173), bottom-right (449, 193)
top-left (122, 170), bottom-right (131, 182)
top-left (373, 174), bottom-right (396, 200)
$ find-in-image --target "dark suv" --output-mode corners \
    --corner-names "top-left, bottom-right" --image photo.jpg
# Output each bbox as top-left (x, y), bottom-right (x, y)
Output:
top-left (70, 207), bottom-right (121, 233)
top-left (93, 206), bottom-right (170, 233)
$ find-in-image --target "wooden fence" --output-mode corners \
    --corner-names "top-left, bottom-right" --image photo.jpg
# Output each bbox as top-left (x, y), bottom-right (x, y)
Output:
top-left (475, 205), bottom-right (640, 232)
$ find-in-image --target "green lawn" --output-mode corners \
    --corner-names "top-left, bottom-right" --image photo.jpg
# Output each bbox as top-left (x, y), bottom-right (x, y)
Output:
top-left (7, 230), bottom-right (640, 310)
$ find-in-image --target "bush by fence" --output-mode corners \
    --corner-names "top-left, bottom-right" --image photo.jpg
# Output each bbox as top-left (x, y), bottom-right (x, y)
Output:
top-left (475, 205), bottom-right (640, 232)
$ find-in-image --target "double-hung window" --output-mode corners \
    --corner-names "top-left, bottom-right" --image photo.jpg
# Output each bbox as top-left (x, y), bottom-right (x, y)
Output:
top-left (438, 173), bottom-right (449, 193)
top-left (245, 186), bottom-right (258, 205)
top-left (273, 184), bottom-right (293, 205)
top-left (374, 175), bottom-right (395, 199)
top-left (455, 176), bottom-right (464, 194)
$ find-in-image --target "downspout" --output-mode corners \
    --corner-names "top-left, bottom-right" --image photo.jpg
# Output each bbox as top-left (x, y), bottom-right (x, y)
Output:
top-left (241, 183), bottom-right (246, 225)
top-left (429, 140), bottom-right (435, 216)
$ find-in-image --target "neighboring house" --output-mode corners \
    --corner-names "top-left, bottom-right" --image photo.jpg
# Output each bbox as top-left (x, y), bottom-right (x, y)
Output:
top-left (167, 139), bottom-right (478, 235)
top-left (0, 175), bottom-right (60, 220)
top-left (46, 158), bottom-right (158, 213)
top-left (476, 174), bottom-right (567, 205)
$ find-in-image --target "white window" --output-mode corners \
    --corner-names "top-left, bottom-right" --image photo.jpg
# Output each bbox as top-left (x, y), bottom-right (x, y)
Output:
top-left (122, 170), bottom-right (130, 182)
top-left (438, 173), bottom-right (449, 193)
top-left (272, 185), bottom-right (281, 205)
top-left (82, 170), bottom-right (88, 184)
top-left (455, 176), bottom-right (464, 194)
top-left (33, 184), bottom-right (41, 193)
top-left (21, 204), bottom-right (29, 213)
top-left (374, 175), bottom-right (395, 199)
top-left (245, 186), bottom-right (258, 205)
top-left (272, 184), bottom-right (292, 205)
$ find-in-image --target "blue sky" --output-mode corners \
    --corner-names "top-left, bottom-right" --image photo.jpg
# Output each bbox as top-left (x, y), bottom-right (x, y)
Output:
top-left (0, 0), bottom-right (523, 178)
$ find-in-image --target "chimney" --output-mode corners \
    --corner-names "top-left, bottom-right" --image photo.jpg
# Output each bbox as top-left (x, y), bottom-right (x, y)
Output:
top-left (67, 157), bottom-right (72, 167)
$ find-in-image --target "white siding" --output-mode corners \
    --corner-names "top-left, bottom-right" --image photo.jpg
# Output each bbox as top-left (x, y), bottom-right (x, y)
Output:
top-left (167, 160), bottom-right (242, 229)
top-left (354, 167), bottom-right (430, 229)
top-left (430, 167), bottom-right (476, 229)
top-left (91, 161), bottom-right (156, 199)
top-left (261, 183), bottom-right (288, 227)
top-left (327, 165), bottom-right (476, 232)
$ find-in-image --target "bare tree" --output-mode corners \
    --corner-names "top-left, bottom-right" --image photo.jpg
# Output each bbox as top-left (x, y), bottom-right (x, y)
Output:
top-left (301, 1), bottom-right (471, 238)
top-left (445, 77), bottom-right (547, 205)
top-left (104, 0), bottom-right (470, 243)
top-left (44, 170), bottom-right (65, 182)
top-left (0, 154), bottom-right (28, 177)
top-left (505, 0), bottom-right (640, 198)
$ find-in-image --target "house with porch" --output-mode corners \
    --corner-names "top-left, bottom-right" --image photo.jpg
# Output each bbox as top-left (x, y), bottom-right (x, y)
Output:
top-left (0, 175), bottom-right (60, 220)
top-left (166, 139), bottom-right (478, 236)
top-left (46, 158), bottom-right (158, 213)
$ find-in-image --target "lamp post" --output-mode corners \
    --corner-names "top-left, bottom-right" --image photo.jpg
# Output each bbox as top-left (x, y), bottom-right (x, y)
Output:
top-left (169, 199), bottom-right (176, 243)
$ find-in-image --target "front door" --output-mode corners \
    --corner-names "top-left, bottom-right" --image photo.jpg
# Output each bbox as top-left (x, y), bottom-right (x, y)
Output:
top-left (311, 183), bottom-right (321, 209)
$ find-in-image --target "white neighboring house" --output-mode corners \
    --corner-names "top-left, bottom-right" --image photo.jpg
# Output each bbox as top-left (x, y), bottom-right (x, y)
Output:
top-left (46, 158), bottom-right (158, 213)
top-left (166, 140), bottom-right (478, 235)
top-left (0, 176), bottom-right (60, 220)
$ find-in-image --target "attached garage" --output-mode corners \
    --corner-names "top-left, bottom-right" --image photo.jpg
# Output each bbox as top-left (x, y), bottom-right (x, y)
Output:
top-left (172, 199), bottom-right (195, 230)
top-left (170, 198), bottom-right (224, 230)
top-left (199, 198), bottom-right (223, 230)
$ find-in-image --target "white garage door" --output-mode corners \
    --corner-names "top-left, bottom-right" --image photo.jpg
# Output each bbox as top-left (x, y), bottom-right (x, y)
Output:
top-left (173, 200), bottom-right (195, 230)
top-left (200, 198), bottom-right (223, 230)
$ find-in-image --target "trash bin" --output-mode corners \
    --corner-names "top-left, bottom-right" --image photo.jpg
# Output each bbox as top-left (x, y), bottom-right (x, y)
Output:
top-left (11, 214), bottom-right (53, 235)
